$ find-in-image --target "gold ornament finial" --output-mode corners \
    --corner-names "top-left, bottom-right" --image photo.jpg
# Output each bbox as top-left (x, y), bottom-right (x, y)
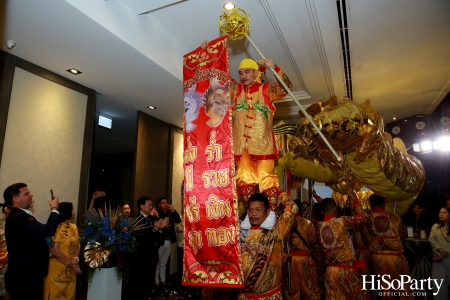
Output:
top-left (218, 8), bottom-right (250, 40)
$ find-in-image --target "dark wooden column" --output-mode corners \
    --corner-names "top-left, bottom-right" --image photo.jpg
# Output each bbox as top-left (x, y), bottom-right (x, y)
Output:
top-left (133, 111), bottom-right (171, 212)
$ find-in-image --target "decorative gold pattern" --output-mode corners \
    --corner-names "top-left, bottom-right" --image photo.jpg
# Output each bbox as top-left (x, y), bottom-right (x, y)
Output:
top-left (83, 242), bottom-right (111, 268)
top-left (331, 190), bottom-right (373, 210)
top-left (219, 8), bottom-right (250, 40)
top-left (274, 97), bottom-right (425, 215)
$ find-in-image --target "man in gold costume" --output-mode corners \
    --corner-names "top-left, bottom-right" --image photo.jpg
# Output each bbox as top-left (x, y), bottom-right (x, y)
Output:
top-left (362, 194), bottom-right (413, 300)
top-left (319, 197), bottom-right (370, 300)
top-left (239, 192), bottom-right (296, 300)
top-left (230, 58), bottom-right (292, 210)
top-left (284, 200), bottom-right (321, 300)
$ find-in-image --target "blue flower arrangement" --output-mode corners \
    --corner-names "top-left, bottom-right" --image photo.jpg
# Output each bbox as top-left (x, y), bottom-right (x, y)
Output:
top-left (81, 205), bottom-right (149, 269)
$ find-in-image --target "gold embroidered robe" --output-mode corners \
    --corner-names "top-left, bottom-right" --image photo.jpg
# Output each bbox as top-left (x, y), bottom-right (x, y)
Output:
top-left (239, 200), bottom-right (295, 299)
top-left (230, 66), bottom-right (292, 161)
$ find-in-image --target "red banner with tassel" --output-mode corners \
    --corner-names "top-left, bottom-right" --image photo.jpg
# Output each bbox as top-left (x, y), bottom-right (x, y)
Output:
top-left (182, 35), bottom-right (243, 288)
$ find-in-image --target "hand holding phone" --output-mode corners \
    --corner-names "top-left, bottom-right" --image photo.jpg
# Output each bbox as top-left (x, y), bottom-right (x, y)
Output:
top-left (48, 191), bottom-right (59, 209)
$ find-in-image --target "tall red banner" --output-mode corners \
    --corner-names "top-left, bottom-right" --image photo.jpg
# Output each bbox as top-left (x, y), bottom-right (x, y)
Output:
top-left (182, 36), bottom-right (243, 288)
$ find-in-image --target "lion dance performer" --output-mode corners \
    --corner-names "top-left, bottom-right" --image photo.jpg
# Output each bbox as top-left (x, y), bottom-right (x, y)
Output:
top-left (230, 57), bottom-right (292, 210)
top-left (285, 199), bottom-right (321, 300)
top-left (320, 197), bottom-right (371, 300)
top-left (362, 194), bottom-right (414, 300)
top-left (239, 192), bottom-right (296, 299)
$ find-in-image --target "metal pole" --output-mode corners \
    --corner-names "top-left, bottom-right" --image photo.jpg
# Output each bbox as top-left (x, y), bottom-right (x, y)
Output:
top-left (244, 33), bottom-right (341, 162)
top-left (343, 154), bottom-right (352, 214)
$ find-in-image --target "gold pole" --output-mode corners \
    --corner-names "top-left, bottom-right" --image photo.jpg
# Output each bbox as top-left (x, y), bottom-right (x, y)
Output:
top-left (244, 33), bottom-right (341, 161)
top-left (218, 8), bottom-right (341, 161)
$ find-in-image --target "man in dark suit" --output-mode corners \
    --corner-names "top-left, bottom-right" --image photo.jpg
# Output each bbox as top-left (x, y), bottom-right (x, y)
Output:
top-left (3, 182), bottom-right (60, 300)
top-left (132, 196), bottom-right (168, 300)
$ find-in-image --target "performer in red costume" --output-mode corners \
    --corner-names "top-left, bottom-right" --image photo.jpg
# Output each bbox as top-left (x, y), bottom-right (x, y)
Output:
top-left (230, 57), bottom-right (293, 210)
top-left (200, 40), bottom-right (292, 210)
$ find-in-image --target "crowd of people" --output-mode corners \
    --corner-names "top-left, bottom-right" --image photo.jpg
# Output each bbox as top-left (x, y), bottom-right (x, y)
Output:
top-left (0, 182), bottom-right (450, 300)
top-left (0, 54), bottom-right (449, 300)
top-left (0, 183), bottom-right (185, 300)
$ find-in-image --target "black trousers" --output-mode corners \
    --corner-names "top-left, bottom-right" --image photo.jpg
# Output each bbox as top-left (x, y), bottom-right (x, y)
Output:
top-left (6, 274), bottom-right (44, 300)
top-left (132, 248), bottom-right (159, 300)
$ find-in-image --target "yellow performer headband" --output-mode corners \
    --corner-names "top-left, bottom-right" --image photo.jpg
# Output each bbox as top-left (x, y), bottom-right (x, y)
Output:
top-left (239, 58), bottom-right (265, 83)
top-left (239, 58), bottom-right (258, 70)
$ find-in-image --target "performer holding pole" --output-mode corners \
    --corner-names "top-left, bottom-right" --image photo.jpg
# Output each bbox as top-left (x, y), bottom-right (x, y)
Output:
top-left (218, 7), bottom-right (341, 163)
top-left (199, 49), bottom-right (291, 209)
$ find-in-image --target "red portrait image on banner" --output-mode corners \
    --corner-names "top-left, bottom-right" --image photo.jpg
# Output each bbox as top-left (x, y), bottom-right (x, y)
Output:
top-left (182, 35), bottom-right (243, 288)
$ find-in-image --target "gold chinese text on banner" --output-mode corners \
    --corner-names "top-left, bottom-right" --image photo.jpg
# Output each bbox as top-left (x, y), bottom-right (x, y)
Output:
top-left (182, 35), bottom-right (243, 288)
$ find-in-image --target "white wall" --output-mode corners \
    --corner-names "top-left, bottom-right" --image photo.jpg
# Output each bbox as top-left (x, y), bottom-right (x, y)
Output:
top-left (0, 68), bottom-right (87, 222)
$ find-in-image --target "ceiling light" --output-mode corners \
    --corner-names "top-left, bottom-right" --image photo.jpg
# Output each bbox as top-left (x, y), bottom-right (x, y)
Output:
top-left (147, 106), bottom-right (157, 110)
top-left (67, 68), bottom-right (82, 75)
top-left (434, 137), bottom-right (450, 151)
top-left (223, 2), bottom-right (235, 10)
top-left (420, 140), bottom-right (433, 152)
top-left (393, 117), bottom-right (396, 120)
top-left (412, 135), bottom-right (450, 153)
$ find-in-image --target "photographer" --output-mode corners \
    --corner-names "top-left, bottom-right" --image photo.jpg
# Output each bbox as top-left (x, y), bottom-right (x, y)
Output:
top-left (155, 197), bottom-right (181, 287)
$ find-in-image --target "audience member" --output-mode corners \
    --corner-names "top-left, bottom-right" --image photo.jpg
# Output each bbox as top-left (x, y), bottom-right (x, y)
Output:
top-left (132, 196), bottom-right (168, 300)
top-left (155, 197), bottom-right (181, 287)
top-left (120, 202), bottom-right (132, 219)
top-left (428, 207), bottom-right (450, 299)
top-left (363, 194), bottom-right (413, 300)
top-left (285, 199), bottom-right (320, 300)
top-left (87, 190), bottom-right (107, 213)
top-left (119, 202), bottom-right (133, 299)
top-left (402, 200), bottom-right (434, 236)
top-left (119, 203), bottom-right (133, 300)
top-left (319, 197), bottom-right (370, 300)
top-left (44, 202), bottom-right (81, 299)
top-left (3, 183), bottom-right (60, 300)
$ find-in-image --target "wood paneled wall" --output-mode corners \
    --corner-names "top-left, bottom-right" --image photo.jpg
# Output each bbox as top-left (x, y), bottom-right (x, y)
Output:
top-left (133, 111), bottom-right (173, 213)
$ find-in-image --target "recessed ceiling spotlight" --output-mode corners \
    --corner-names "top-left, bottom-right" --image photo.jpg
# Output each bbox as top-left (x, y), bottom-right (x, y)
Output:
top-left (147, 106), bottom-right (157, 110)
top-left (393, 117), bottom-right (396, 120)
top-left (404, 119), bottom-right (407, 122)
top-left (67, 68), bottom-right (82, 75)
top-left (223, 2), bottom-right (235, 10)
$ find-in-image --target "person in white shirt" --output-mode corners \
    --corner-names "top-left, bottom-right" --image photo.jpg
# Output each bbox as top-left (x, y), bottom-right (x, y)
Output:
top-left (429, 207), bottom-right (450, 299)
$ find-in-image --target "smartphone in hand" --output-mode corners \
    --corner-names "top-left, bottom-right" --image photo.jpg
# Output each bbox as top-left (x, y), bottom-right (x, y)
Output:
top-left (50, 189), bottom-right (54, 200)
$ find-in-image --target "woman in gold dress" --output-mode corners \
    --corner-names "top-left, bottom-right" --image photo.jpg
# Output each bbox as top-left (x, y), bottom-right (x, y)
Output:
top-left (44, 202), bottom-right (81, 300)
